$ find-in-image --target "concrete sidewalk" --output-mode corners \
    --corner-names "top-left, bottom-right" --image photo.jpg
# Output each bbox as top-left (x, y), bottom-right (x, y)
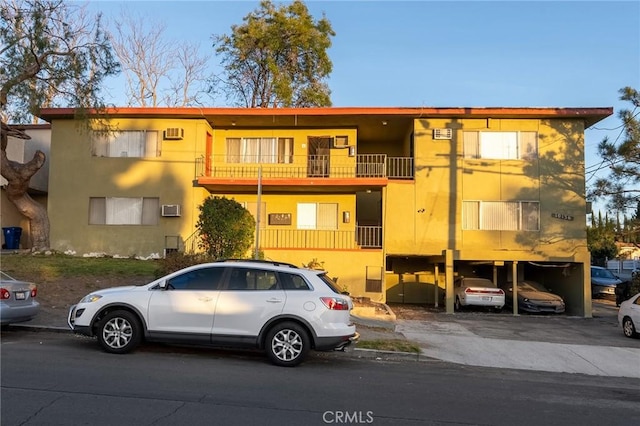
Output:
top-left (395, 319), bottom-right (640, 378)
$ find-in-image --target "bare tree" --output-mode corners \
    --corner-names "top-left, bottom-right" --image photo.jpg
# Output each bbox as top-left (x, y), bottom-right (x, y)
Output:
top-left (109, 11), bottom-right (213, 107)
top-left (1, 0), bottom-right (119, 251)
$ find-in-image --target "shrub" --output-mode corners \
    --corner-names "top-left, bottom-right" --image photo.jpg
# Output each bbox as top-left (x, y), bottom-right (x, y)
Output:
top-left (155, 252), bottom-right (215, 277)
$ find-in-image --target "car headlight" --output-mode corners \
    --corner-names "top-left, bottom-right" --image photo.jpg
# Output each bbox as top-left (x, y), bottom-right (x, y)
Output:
top-left (80, 294), bottom-right (102, 303)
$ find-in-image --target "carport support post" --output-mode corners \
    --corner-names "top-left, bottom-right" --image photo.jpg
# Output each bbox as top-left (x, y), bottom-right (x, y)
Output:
top-left (434, 264), bottom-right (439, 308)
top-left (512, 261), bottom-right (519, 316)
top-left (445, 249), bottom-right (454, 314)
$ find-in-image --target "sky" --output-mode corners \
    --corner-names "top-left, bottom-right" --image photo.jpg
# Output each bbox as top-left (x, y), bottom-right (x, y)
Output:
top-left (86, 0), bottom-right (640, 215)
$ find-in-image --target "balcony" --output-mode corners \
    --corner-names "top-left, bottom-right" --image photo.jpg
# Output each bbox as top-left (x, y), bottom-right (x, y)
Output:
top-left (183, 226), bottom-right (383, 253)
top-left (196, 154), bottom-right (413, 191)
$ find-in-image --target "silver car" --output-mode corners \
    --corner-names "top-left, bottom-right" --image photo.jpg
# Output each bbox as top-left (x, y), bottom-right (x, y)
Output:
top-left (618, 292), bottom-right (640, 338)
top-left (0, 271), bottom-right (40, 326)
top-left (590, 266), bottom-right (622, 298)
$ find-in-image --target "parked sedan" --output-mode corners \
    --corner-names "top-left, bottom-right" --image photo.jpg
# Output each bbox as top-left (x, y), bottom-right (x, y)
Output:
top-left (618, 292), bottom-right (640, 338)
top-left (0, 271), bottom-right (40, 326)
top-left (500, 280), bottom-right (565, 314)
top-left (454, 277), bottom-right (505, 312)
top-left (591, 266), bottom-right (622, 298)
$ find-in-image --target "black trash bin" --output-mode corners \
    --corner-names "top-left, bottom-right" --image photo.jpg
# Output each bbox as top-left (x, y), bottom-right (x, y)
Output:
top-left (2, 227), bottom-right (22, 250)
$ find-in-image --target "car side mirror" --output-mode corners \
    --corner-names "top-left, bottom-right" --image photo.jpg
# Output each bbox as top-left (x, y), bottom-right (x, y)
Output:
top-left (159, 281), bottom-right (169, 290)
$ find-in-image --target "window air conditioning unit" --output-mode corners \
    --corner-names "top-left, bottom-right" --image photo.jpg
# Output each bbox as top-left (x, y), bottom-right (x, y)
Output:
top-left (163, 128), bottom-right (184, 140)
top-left (433, 128), bottom-right (453, 140)
top-left (161, 204), bottom-right (181, 217)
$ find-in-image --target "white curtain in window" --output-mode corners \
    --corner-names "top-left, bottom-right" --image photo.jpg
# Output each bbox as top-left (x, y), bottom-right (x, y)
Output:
top-left (519, 132), bottom-right (538, 160)
top-left (521, 202), bottom-right (540, 231)
top-left (480, 132), bottom-right (518, 160)
top-left (481, 201), bottom-right (519, 230)
top-left (463, 132), bottom-right (479, 159)
top-left (259, 137), bottom-right (277, 163)
top-left (144, 131), bottom-right (159, 158)
top-left (297, 203), bottom-right (316, 229)
top-left (242, 138), bottom-right (260, 163)
top-left (109, 131), bottom-right (146, 157)
top-left (462, 201), bottom-right (480, 230)
top-left (106, 197), bottom-right (143, 225)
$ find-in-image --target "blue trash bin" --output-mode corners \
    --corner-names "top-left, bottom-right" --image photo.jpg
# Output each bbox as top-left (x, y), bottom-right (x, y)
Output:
top-left (2, 227), bottom-right (22, 250)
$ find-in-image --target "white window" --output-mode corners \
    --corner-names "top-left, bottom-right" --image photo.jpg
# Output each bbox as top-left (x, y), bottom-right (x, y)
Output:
top-left (462, 201), bottom-right (539, 231)
top-left (297, 203), bottom-right (338, 230)
top-left (89, 197), bottom-right (159, 225)
top-left (92, 130), bottom-right (160, 158)
top-left (463, 131), bottom-right (537, 160)
top-left (226, 137), bottom-right (293, 164)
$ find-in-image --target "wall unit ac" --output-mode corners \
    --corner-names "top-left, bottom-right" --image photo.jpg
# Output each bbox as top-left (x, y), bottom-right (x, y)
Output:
top-left (433, 128), bottom-right (453, 140)
top-left (161, 204), bottom-right (181, 217)
top-left (163, 128), bottom-right (184, 140)
top-left (332, 135), bottom-right (349, 148)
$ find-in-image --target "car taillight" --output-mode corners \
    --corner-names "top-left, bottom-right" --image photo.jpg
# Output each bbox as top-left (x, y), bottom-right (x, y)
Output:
top-left (320, 297), bottom-right (350, 310)
top-left (31, 287), bottom-right (37, 298)
top-left (465, 288), bottom-right (504, 295)
top-left (0, 288), bottom-right (10, 299)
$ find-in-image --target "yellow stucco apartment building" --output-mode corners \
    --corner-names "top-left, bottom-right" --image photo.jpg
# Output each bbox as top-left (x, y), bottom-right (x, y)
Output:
top-left (40, 106), bottom-right (612, 316)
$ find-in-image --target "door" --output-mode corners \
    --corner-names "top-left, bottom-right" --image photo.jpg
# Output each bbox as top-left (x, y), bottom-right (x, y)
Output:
top-left (147, 266), bottom-right (223, 336)
top-left (307, 137), bottom-right (331, 177)
top-left (212, 267), bottom-right (286, 337)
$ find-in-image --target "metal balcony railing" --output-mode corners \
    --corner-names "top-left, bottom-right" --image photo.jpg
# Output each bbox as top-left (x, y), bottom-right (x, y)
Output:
top-left (196, 154), bottom-right (393, 179)
top-left (196, 154), bottom-right (414, 179)
top-left (387, 157), bottom-right (414, 179)
top-left (183, 226), bottom-right (383, 253)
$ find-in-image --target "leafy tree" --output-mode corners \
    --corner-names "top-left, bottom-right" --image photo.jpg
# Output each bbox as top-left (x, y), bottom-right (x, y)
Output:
top-left (213, 0), bottom-right (334, 107)
top-left (196, 196), bottom-right (255, 259)
top-left (108, 10), bottom-right (213, 107)
top-left (591, 86), bottom-right (640, 213)
top-left (1, 0), bottom-right (119, 251)
top-left (587, 212), bottom-right (618, 265)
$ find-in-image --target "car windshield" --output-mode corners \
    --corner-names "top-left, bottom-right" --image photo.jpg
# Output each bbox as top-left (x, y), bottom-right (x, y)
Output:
top-left (465, 278), bottom-right (496, 288)
top-left (518, 281), bottom-right (545, 292)
top-left (592, 268), bottom-right (616, 279)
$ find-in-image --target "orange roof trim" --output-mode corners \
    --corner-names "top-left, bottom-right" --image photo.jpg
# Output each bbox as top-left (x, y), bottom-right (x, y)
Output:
top-left (39, 106), bottom-right (613, 128)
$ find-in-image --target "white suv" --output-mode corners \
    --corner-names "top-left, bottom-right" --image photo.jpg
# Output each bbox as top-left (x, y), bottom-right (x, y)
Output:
top-left (68, 260), bottom-right (358, 366)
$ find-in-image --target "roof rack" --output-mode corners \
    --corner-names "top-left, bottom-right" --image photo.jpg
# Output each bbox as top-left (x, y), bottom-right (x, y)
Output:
top-left (216, 259), bottom-right (299, 269)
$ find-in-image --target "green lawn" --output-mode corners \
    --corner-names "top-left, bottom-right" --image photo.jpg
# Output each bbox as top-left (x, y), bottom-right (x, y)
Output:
top-left (1, 252), bottom-right (159, 280)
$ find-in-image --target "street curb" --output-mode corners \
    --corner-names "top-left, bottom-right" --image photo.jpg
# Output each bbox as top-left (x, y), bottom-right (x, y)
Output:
top-left (7, 323), bottom-right (436, 363)
top-left (7, 324), bottom-right (71, 334)
top-left (347, 347), bottom-right (435, 363)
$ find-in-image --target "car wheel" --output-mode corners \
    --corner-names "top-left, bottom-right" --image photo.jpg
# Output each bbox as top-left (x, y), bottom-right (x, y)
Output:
top-left (97, 310), bottom-right (142, 354)
top-left (454, 297), bottom-right (462, 312)
top-left (622, 317), bottom-right (638, 338)
top-left (265, 322), bottom-right (309, 367)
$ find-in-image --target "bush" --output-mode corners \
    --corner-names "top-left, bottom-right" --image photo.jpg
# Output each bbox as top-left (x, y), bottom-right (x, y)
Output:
top-left (155, 252), bottom-right (216, 277)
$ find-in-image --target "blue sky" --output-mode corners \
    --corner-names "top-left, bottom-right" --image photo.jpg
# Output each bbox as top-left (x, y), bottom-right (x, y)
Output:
top-left (88, 0), bottom-right (640, 213)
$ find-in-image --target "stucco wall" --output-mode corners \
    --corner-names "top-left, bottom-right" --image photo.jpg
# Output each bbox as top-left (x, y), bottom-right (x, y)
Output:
top-left (385, 117), bottom-right (589, 262)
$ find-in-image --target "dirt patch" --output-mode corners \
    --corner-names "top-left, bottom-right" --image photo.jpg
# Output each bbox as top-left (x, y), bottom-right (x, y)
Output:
top-left (18, 273), bottom-right (155, 328)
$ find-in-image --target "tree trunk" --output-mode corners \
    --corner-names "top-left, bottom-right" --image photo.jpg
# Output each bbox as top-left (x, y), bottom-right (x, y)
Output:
top-left (1, 127), bottom-right (50, 252)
